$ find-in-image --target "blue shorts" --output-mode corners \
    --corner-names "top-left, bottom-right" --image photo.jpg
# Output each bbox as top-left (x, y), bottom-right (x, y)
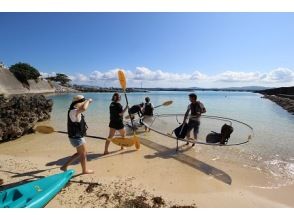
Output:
top-left (69, 137), bottom-right (86, 148)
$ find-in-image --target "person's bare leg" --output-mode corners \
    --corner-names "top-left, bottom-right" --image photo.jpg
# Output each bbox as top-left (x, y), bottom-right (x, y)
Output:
top-left (186, 130), bottom-right (191, 145)
top-left (104, 128), bottom-right (116, 155)
top-left (118, 128), bottom-right (126, 150)
top-left (60, 152), bottom-right (79, 171)
top-left (192, 129), bottom-right (197, 147)
top-left (77, 144), bottom-right (94, 174)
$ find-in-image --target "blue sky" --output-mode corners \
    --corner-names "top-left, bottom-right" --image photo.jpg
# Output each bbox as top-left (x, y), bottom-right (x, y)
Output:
top-left (0, 13), bottom-right (294, 88)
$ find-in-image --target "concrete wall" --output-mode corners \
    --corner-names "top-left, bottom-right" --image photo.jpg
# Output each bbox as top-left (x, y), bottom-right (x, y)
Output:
top-left (0, 67), bottom-right (55, 95)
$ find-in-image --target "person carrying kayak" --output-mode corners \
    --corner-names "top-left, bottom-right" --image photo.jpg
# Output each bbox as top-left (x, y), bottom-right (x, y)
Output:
top-left (182, 93), bottom-right (206, 146)
top-left (142, 97), bottom-right (154, 132)
top-left (61, 95), bottom-right (94, 174)
top-left (104, 92), bottom-right (128, 155)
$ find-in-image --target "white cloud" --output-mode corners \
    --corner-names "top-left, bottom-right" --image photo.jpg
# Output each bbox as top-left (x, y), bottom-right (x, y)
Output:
top-left (89, 69), bottom-right (119, 81)
top-left (217, 71), bottom-right (261, 82)
top-left (261, 68), bottom-right (294, 83)
top-left (40, 72), bottom-right (56, 78)
top-left (51, 67), bottom-right (294, 87)
top-left (190, 71), bottom-right (209, 80)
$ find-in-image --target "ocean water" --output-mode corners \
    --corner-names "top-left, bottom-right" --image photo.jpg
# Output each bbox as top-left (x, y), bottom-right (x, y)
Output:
top-left (47, 91), bottom-right (294, 184)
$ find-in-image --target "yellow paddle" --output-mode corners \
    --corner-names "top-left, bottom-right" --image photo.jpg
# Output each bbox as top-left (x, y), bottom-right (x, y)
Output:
top-left (154, 100), bottom-right (173, 108)
top-left (35, 125), bottom-right (134, 147)
top-left (118, 70), bottom-right (140, 149)
top-left (124, 100), bottom-right (173, 119)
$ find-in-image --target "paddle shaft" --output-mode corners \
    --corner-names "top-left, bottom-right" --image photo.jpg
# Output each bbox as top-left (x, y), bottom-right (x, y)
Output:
top-left (57, 131), bottom-right (106, 140)
top-left (154, 104), bottom-right (163, 108)
top-left (123, 91), bottom-right (136, 131)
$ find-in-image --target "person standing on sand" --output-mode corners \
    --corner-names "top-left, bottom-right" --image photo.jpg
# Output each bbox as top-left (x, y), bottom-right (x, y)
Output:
top-left (104, 92), bottom-right (128, 155)
top-left (183, 93), bottom-right (206, 146)
top-left (61, 95), bottom-right (94, 174)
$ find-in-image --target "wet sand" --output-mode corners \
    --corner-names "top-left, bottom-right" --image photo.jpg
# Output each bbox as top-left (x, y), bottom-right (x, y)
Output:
top-left (0, 124), bottom-right (293, 207)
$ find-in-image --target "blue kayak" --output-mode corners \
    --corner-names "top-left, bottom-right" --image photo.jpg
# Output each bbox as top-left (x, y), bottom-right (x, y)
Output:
top-left (0, 169), bottom-right (75, 208)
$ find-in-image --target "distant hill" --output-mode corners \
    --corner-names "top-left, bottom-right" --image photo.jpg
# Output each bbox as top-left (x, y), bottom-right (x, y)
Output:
top-left (257, 86), bottom-right (294, 95)
top-left (218, 86), bottom-right (272, 91)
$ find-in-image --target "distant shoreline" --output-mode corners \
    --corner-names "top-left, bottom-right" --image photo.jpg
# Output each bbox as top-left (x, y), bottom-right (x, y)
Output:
top-left (257, 86), bottom-right (294, 115)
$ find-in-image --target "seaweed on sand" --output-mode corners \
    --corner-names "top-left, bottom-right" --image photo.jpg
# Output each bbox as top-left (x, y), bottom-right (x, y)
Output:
top-left (122, 196), bottom-right (151, 208)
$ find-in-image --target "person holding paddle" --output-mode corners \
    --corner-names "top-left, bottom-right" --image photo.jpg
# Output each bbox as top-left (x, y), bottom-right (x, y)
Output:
top-left (60, 95), bottom-right (94, 174)
top-left (104, 92), bottom-right (129, 155)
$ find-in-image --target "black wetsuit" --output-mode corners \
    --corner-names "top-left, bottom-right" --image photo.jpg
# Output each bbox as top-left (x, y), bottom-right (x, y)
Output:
top-left (109, 102), bottom-right (124, 130)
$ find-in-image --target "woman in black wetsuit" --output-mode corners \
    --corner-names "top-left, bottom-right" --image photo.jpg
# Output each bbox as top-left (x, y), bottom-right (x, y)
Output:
top-left (104, 92), bottom-right (128, 155)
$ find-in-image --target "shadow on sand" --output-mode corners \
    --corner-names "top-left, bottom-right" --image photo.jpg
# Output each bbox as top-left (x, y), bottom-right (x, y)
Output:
top-left (0, 167), bottom-right (59, 191)
top-left (141, 138), bottom-right (232, 185)
top-left (46, 149), bottom-right (138, 167)
top-left (0, 168), bottom-right (103, 191)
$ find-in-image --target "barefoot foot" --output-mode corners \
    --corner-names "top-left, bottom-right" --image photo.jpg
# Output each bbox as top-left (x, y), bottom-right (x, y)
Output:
top-left (82, 170), bottom-right (94, 174)
top-left (103, 151), bottom-right (109, 155)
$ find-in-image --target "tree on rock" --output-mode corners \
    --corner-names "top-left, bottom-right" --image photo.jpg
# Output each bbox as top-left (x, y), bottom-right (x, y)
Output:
top-left (46, 73), bottom-right (71, 86)
top-left (9, 62), bottom-right (41, 88)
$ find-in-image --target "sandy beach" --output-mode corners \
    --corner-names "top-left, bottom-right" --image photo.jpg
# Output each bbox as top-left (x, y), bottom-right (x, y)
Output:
top-left (1, 121), bottom-right (293, 208)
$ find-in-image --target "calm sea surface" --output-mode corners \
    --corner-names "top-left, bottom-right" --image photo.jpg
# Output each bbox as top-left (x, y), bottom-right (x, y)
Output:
top-left (48, 91), bottom-right (294, 184)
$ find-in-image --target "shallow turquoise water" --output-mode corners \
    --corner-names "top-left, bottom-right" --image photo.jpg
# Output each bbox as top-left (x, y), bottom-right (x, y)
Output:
top-left (48, 91), bottom-right (294, 183)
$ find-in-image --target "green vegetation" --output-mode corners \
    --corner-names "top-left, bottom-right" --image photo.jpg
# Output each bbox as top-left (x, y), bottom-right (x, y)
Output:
top-left (9, 62), bottom-right (41, 88)
top-left (46, 73), bottom-right (71, 86)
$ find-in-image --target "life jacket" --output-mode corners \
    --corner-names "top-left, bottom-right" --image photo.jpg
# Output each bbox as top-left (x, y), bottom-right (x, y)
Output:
top-left (144, 102), bottom-right (153, 116)
top-left (67, 106), bottom-right (88, 139)
top-left (190, 101), bottom-right (205, 116)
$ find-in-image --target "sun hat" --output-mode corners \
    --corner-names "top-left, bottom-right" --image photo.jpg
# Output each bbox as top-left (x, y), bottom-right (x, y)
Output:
top-left (72, 95), bottom-right (85, 102)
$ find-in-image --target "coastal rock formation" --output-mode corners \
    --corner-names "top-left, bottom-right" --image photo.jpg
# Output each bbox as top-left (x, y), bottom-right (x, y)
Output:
top-left (263, 95), bottom-right (294, 114)
top-left (0, 67), bottom-right (78, 94)
top-left (0, 67), bottom-right (55, 94)
top-left (0, 94), bottom-right (53, 142)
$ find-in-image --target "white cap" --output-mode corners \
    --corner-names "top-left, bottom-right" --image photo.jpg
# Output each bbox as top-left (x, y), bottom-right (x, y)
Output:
top-left (72, 95), bottom-right (85, 102)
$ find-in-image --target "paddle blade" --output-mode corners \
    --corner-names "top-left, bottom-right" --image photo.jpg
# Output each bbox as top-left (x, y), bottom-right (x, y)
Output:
top-left (110, 137), bottom-right (134, 147)
top-left (133, 135), bottom-right (140, 150)
top-left (162, 100), bottom-right (173, 106)
top-left (118, 70), bottom-right (127, 91)
top-left (35, 126), bottom-right (55, 134)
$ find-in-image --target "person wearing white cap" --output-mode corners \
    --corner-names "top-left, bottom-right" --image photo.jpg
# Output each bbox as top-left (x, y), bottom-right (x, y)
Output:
top-left (60, 95), bottom-right (94, 174)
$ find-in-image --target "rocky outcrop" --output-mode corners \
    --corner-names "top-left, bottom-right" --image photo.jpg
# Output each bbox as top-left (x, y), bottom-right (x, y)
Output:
top-left (262, 95), bottom-right (294, 114)
top-left (258, 86), bottom-right (294, 96)
top-left (0, 94), bottom-right (53, 142)
top-left (0, 67), bottom-right (55, 94)
top-left (49, 81), bottom-right (79, 93)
